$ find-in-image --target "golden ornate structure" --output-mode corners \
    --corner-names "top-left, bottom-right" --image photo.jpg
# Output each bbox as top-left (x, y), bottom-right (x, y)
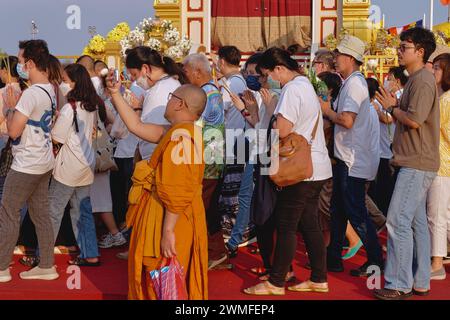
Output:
top-left (342, 0), bottom-right (373, 44)
top-left (153, 0), bottom-right (181, 31)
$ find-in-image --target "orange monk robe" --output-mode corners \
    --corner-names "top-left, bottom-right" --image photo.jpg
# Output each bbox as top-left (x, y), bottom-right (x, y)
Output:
top-left (126, 123), bottom-right (208, 300)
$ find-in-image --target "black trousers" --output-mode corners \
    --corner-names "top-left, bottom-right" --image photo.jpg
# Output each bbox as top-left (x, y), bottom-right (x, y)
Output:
top-left (255, 214), bottom-right (276, 270)
top-left (110, 157), bottom-right (134, 226)
top-left (369, 158), bottom-right (395, 216)
top-left (269, 180), bottom-right (327, 287)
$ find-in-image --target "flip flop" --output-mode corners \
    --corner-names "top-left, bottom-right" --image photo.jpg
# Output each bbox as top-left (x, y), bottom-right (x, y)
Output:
top-left (342, 240), bottom-right (363, 260)
top-left (68, 257), bottom-right (101, 267)
top-left (243, 281), bottom-right (285, 296)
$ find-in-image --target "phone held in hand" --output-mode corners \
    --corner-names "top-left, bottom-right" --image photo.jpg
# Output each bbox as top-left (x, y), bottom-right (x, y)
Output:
top-left (113, 69), bottom-right (120, 84)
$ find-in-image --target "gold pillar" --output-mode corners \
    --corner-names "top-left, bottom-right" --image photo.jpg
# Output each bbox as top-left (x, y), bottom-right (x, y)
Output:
top-left (153, 0), bottom-right (182, 32)
top-left (105, 41), bottom-right (122, 71)
top-left (342, 0), bottom-right (373, 43)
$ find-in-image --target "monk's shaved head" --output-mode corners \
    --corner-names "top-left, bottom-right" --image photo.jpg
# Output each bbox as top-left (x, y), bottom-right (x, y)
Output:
top-left (174, 84), bottom-right (207, 118)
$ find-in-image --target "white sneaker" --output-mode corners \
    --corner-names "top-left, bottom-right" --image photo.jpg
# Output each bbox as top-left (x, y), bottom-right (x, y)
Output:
top-left (19, 266), bottom-right (59, 280)
top-left (0, 269), bottom-right (12, 283)
top-left (98, 232), bottom-right (127, 249)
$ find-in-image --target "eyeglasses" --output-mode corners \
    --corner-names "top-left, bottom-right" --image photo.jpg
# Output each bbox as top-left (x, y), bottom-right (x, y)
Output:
top-left (168, 92), bottom-right (189, 108)
top-left (168, 92), bottom-right (183, 102)
top-left (398, 44), bottom-right (416, 53)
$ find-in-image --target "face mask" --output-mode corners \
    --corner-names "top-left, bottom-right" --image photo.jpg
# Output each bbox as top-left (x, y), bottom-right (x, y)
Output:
top-left (136, 75), bottom-right (151, 90)
top-left (383, 78), bottom-right (391, 92)
top-left (16, 63), bottom-right (29, 80)
top-left (59, 82), bottom-right (72, 96)
top-left (245, 75), bottom-right (262, 91)
top-left (267, 75), bottom-right (281, 90)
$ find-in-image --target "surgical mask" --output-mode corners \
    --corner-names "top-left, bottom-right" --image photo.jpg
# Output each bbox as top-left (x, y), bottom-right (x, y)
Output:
top-left (383, 78), bottom-right (391, 91)
top-left (245, 75), bottom-right (262, 91)
top-left (136, 74), bottom-right (150, 90)
top-left (267, 75), bottom-right (281, 90)
top-left (16, 63), bottom-right (29, 80)
top-left (59, 82), bottom-right (72, 97)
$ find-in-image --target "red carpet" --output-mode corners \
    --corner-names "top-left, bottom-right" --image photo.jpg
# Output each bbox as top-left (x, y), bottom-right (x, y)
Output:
top-left (1, 237), bottom-right (449, 300)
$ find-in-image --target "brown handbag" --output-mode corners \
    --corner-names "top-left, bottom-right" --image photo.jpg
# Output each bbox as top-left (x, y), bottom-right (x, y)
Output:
top-left (269, 114), bottom-right (321, 187)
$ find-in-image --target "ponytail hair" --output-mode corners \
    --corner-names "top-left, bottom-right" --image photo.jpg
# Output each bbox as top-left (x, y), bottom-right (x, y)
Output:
top-left (47, 55), bottom-right (63, 86)
top-left (125, 46), bottom-right (186, 80)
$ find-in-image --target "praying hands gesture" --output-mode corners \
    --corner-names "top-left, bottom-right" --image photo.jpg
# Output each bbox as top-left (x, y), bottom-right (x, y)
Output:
top-left (375, 86), bottom-right (398, 110)
top-left (260, 88), bottom-right (272, 109)
top-left (4, 85), bottom-right (21, 109)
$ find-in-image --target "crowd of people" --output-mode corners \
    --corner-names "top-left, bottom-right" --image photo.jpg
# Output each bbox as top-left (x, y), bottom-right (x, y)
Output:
top-left (0, 26), bottom-right (448, 301)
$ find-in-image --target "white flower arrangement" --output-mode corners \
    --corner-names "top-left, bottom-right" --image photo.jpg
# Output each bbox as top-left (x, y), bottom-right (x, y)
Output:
top-left (145, 38), bottom-right (162, 51)
top-left (128, 27), bottom-right (145, 46)
top-left (163, 28), bottom-right (180, 45)
top-left (165, 45), bottom-right (184, 60)
top-left (118, 18), bottom-right (192, 61)
top-left (161, 20), bottom-right (173, 32)
top-left (367, 59), bottom-right (378, 69)
top-left (139, 18), bottom-right (153, 33)
top-left (178, 36), bottom-right (192, 54)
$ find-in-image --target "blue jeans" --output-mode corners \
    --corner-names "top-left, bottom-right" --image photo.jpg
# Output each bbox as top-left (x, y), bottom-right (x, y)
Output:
top-left (328, 159), bottom-right (383, 267)
top-left (48, 179), bottom-right (99, 259)
top-left (227, 163), bottom-right (254, 249)
top-left (384, 167), bottom-right (436, 291)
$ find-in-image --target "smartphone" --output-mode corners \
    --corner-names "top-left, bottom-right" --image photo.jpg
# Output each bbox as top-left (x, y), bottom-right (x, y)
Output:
top-left (113, 69), bottom-right (120, 84)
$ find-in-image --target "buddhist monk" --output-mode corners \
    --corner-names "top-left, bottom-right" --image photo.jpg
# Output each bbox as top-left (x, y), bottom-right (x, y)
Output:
top-left (106, 75), bottom-right (209, 300)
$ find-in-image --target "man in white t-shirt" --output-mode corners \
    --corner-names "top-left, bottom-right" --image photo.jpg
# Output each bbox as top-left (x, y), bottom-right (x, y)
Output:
top-left (320, 35), bottom-right (383, 277)
top-left (0, 40), bottom-right (58, 282)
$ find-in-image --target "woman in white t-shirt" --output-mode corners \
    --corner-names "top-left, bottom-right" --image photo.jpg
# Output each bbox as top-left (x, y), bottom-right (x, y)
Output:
top-left (47, 64), bottom-right (104, 266)
top-left (244, 48), bottom-right (332, 296)
top-left (123, 47), bottom-right (182, 160)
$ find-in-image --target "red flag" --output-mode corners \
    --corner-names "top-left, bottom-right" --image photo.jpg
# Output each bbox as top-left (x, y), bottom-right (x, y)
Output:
top-left (387, 27), bottom-right (398, 35)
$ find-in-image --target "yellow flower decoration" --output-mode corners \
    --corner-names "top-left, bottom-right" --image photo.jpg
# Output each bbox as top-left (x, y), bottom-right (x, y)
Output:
top-left (106, 22), bottom-right (131, 42)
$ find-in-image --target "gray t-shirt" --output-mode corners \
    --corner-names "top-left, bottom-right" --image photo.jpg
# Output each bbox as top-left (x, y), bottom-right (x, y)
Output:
top-left (391, 68), bottom-right (440, 172)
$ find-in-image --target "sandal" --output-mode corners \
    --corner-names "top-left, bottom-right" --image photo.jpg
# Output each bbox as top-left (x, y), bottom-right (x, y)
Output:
top-left (19, 256), bottom-right (40, 268)
top-left (412, 288), bottom-right (430, 296)
top-left (288, 280), bottom-right (329, 293)
top-left (68, 257), bottom-right (101, 267)
top-left (373, 288), bottom-right (413, 300)
top-left (243, 281), bottom-right (285, 296)
top-left (259, 271), bottom-right (296, 283)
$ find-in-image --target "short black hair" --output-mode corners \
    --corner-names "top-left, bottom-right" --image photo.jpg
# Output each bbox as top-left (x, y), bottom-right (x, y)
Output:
top-left (245, 52), bottom-right (263, 71)
top-left (388, 66), bottom-right (408, 86)
top-left (76, 55), bottom-right (95, 65)
top-left (18, 39), bottom-right (50, 72)
top-left (365, 77), bottom-right (380, 100)
top-left (400, 27), bottom-right (437, 64)
top-left (218, 46), bottom-right (241, 67)
top-left (317, 71), bottom-right (342, 102)
top-left (258, 47), bottom-right (299, 72)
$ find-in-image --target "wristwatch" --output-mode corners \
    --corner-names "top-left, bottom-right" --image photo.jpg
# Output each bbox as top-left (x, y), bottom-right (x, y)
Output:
top-left (386, 105), bottom-right (396, 116)
top-left (5, 108), bottom-right (15, 117)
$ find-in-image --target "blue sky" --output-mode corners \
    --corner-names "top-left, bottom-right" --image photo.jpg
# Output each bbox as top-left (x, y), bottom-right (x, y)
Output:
top-left (0, 0), bottom-right (447, 55)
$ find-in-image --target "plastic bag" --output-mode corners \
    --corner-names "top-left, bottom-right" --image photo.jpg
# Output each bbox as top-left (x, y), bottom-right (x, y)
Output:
top-left (149, 257), bottom-right (188, 300)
